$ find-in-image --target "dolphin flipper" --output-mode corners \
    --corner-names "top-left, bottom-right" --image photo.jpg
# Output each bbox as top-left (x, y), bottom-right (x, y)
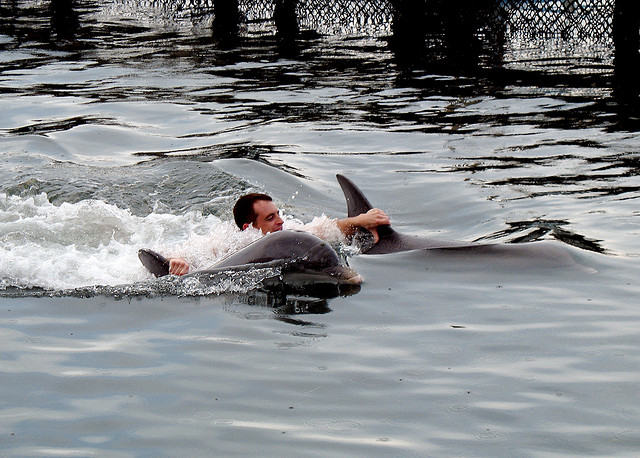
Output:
top-left (138, 249), bottom-right (170, 277)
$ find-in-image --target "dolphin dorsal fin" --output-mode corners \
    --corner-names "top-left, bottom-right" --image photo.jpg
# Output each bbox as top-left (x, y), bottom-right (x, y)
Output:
top-left (336, 174), bottom-right (374, 217)
top-left (336, 174), bottom-right (395, 252)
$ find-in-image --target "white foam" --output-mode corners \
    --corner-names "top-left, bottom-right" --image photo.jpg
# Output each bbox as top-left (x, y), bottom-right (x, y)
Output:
top-left (0, 192), bottom-right (260, 291)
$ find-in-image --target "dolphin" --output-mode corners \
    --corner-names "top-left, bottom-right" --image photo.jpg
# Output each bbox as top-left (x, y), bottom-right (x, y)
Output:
top-left (337, 174), bottom-right (471, 253)
top-left (336, 174), bottom-right (579, 267)
top-left (139, 230), bottom-right (362, 296)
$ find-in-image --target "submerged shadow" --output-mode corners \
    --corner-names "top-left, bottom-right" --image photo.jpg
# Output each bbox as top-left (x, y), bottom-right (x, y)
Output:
top-left (247, 274), bottom-right (361, 322)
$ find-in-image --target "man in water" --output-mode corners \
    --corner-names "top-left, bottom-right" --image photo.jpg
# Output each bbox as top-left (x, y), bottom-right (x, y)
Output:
top-left (168, 192), bottom-right (390, 275)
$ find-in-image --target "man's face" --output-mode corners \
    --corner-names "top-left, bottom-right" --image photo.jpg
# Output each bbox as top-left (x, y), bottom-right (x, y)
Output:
top-left (249, 199), bottom-right (284, 234)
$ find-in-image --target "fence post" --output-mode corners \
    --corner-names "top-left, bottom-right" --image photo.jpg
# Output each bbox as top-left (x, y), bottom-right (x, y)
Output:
top-left (274, 0), bottom-right (299, 39)
top-left (212, 0), bottom-right (240, 45)
top-left (389, 0), bottom-right (427, 64)
top-left (613, 0), bottom-right (639, 74)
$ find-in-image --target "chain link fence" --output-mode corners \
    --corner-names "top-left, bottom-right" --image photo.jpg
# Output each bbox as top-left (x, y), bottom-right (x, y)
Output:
top-left (234, 0), bottom-right (615, 39)
top-left (122, 1), bottom-right (618, 39)
top-left (494, 0), bottom-right (614, 39)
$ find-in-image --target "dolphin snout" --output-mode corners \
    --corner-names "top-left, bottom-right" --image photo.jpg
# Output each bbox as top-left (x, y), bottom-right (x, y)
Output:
top-left (323, 266), bottom-right (363, 285)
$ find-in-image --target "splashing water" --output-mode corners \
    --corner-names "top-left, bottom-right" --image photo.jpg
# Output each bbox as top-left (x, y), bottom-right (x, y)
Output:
top-left (0, 192), bottom-right (264, 293)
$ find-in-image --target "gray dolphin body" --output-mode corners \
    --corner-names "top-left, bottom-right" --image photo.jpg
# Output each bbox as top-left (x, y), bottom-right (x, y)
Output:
top-left (139, 230), bottom-right (362, 292)
top-left (206, 230), bottom-right (361, 285)
top-left (336, 174), bottom-right (577, 266)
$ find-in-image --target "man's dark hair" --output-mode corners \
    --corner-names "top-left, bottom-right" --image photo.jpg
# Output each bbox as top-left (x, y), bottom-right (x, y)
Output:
top-left (233, 193), bottom-right (272, 229)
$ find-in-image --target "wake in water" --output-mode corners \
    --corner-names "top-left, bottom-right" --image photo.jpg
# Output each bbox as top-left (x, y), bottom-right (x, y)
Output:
top-left (0, 188), bottom-right (354, 298)
top-left (0, 191), bottom-right (276, 295)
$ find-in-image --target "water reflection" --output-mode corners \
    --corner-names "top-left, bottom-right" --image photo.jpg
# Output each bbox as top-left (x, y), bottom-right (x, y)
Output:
top-left (234, 291), bottom-right (333, 325)
top-left (473, 219), bottom-right (606, 253)
top-left (50, 0), bottom-right (80, 42)
top-left (211, 0), bottom-right (240, 47)
top-left (0, 279), bottom-right (357, 321)
top-left (439, 148), bottom-right (640, 202)
top-left (0, 0), bottom-right (93, 49)
top-left (1, 0), bottom-right (634, 132)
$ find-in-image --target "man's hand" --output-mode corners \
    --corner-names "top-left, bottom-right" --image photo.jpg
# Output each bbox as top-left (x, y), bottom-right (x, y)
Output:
top-left (354, 208), bottom-right (390, 231)
top-left (169, 257), bottom-right (190, 276)
top-left (337, 208), bottom-right (390, 243)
